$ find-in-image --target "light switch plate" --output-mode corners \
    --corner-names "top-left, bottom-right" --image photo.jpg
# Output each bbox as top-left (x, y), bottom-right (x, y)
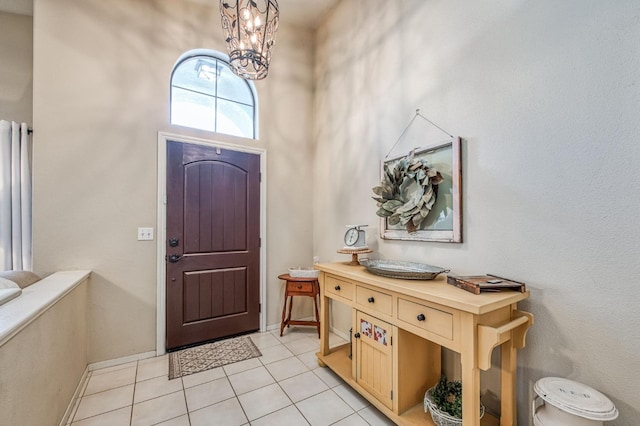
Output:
top-left (137, 227), bottom-right (154, 241)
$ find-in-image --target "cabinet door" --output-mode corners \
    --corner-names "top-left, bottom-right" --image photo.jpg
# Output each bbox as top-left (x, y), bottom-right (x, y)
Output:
top-left (355, 311), bottom-right (393, 409)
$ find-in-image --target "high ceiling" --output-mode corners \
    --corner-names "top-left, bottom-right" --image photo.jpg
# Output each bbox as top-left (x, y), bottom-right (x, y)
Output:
top-left (0, 0), bottom-right (341, 28)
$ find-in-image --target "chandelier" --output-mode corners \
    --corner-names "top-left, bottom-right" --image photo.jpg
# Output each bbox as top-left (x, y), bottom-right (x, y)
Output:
top-left (219, 0), bottom-right (280, 80)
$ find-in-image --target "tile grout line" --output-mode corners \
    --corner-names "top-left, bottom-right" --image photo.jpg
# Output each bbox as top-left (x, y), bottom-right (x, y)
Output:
top-left (68, 370), bottom-right (92, 424)
top-left (129, 360), bottom-right (139, 426)
top-left (259, 334), bottom-right (347, 425)
top-left (255, 354), bottom-right (304, 425)
top-left (224, 351), bottom-right (257, 425)
top-left (180, 373), bottom-right (192, 426)
top-left (70, 406), bottom-right (130, 425)
top-left (250, 332), bottom-right (352, 423)
top-left (78, 332), bottom-right (347, 425)
top-left (329, 387), bottom-right (372, 425)
top-left (70, 378), bottom-right (137, 423)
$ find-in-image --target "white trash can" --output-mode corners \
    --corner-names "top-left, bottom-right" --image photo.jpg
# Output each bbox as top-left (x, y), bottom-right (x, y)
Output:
top-left (533, 377), bottom-right (618, 426)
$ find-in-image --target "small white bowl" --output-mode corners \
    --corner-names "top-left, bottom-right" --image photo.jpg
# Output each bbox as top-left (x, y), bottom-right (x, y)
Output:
top-left (288, 267), bottom-right (320, 278)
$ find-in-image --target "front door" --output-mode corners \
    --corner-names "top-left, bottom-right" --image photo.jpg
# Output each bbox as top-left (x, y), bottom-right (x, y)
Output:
top-left (166, 141), bottom-right (260, 350)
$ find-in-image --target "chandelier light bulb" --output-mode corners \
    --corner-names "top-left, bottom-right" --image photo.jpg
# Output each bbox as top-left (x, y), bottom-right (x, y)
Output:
top-left (219, 0), bottom-right (279, 80)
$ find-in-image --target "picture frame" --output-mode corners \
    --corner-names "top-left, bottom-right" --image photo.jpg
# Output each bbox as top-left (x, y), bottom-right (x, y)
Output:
top-left (379, 136), bottom-right (462, 243)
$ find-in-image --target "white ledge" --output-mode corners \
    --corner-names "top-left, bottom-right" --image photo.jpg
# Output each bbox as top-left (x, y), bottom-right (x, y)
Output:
top-left (0, 270), bottom-right (91, 347)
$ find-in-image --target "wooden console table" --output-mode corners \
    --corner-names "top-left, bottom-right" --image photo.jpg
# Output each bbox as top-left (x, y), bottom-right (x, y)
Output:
top-left (315, 263), bottom-right (533, 426)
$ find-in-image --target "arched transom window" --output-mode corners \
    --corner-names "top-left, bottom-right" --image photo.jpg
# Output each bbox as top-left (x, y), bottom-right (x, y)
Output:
top-left (171, 50), bottom-right (258, 139)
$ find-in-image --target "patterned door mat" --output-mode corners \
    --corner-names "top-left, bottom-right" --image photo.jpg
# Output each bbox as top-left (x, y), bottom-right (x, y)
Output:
top-left (169, 335), bottom-right (262, 379)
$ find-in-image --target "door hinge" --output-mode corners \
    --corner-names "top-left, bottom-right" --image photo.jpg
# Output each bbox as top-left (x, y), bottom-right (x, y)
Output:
top-left (390, 336), bottom-right (393, 346)
top-left (259, 237), bottom-right (262, 247)
top-left (391, 390), bottom-right (393, 400)
top-left (259, 303), bottom-right (262, 313)
top-left (259, 172), bottom-right (262, 182)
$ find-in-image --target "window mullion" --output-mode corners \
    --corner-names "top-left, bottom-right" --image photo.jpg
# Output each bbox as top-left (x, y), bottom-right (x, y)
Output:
top-left (170, 52), bottom-right (256, 139)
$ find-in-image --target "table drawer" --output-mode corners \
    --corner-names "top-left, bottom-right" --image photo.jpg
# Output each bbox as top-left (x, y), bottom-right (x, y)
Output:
top-left (356, 286), bottom-right (393, 317)
top-left (287, 281), bottom-right (315, 295)
top-left (325, 275), bottom-right (354, 300)
top-left (397, 298), bottom-right (453, 340)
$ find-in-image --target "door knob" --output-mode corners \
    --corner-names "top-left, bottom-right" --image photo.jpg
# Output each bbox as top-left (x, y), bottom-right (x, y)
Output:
top-left (168, 254), bottom-right (183, 263)
top-left (354, 332), bottom-right (361, 338)
top-left (169, 238), bottom-right (179, 247)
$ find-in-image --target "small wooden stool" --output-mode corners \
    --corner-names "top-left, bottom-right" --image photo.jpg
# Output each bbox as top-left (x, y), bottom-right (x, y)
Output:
top-left (278, 273), bottom-right (320, 338)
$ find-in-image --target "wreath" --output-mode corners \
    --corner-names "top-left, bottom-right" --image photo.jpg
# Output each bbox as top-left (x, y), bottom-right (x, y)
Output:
top-left (372, 151), bottom-right (443, 233)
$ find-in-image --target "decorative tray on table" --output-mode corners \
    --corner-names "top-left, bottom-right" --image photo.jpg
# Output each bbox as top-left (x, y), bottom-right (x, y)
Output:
top-left (359, 259), bottom-right (449, 280)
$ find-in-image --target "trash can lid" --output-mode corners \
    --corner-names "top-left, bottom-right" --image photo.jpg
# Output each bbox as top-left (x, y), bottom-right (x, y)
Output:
top-left (534, 377), bottom-right (618, 421)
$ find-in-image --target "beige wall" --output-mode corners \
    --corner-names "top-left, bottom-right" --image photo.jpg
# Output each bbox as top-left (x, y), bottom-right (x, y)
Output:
top-left (25, 0), bottom-right (640, 423)
top-left (0, 11), bottom-right (32, 124)
top-left (314, 0), bottom-right (640, 424)
top-left (0, 280), bottom-right (87, 426)
top-left (32, 0), bottom-right (314, 362)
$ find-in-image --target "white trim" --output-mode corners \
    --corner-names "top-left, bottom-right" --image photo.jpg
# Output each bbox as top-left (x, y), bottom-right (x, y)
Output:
top-left (156, 132), bottom-right (267, 356)
top-left (0, 271), bottom-right (91, 347)
top-left (266, 323), bottom-right (280, 332)
top-left (59, 366), bottom-right (90, 426)
top-left (88, 350), bottom-right (157, 371)
top-left (170, 49), bottom-right (259, 139)
top-left (329, 326), bottom-right (350, 342)
top-left (265, 322), bottom-right (350, 342)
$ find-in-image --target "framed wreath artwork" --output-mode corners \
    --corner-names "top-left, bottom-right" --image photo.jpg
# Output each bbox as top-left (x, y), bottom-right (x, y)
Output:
top-left (373, 137), bottom-right (462, 243)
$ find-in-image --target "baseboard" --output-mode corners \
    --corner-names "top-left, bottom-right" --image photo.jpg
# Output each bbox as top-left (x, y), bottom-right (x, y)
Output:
top-left (329, 327), bottom-right (349, 341)
top-left (88, 350), bottom-right (157, 371)
top-left (267, 320), bottom-right (350, 341)
top-left (60, 350), bottom-right (158, 425)
top-left (59, 366), bottom-right (89, 426)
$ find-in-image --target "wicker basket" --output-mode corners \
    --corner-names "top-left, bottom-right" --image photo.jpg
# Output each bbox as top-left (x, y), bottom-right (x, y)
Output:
top-left (424, 387), bottom-right (485, 426)
top-left (288, 267), bottom-right (320, 278)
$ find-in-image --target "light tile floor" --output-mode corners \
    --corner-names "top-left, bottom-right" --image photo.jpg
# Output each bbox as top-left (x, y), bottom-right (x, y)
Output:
top-left (67, 328), bottom-right (396, 426)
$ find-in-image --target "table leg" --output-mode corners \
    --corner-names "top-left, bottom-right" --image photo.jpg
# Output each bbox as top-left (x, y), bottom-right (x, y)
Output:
top-left (313, 293), bottom-right (320, 338)
top-left (461, 313), bottom-right (481, 426)
top-left (319, 275), bottom-right (331, 357)
top-left (286, 295), bottom-right (293, 326)
top-left (280, 292), bottom-right (288, 336)
top-left (501, 336), bottom-right (517, 425)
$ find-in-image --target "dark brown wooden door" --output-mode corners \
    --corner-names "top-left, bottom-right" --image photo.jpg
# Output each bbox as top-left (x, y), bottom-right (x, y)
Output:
top-left (166, 141), bottom-right (260, 350)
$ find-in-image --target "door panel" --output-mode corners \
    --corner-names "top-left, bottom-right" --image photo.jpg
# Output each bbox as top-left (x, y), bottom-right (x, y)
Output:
top-left (183, 162), bottom-right (248, 253)
top-left (356, 311), bottom-right (393, 409)
top-left (166, 141), bottom-right (260, 350)
top-left (183, 268), bottom-right (247, 323)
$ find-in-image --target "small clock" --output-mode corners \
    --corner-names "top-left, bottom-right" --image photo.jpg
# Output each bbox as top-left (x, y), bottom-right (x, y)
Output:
top-left (344, 225), bottom-right (368, 249)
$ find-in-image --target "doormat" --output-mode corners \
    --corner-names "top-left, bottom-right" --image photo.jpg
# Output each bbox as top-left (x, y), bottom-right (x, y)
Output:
top-left (168, 335), bottom-right (262, 379)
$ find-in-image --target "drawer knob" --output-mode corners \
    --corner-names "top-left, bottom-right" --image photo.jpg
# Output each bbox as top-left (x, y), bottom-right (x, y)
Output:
top-left (368, 297), bottom-right (375, 303)
top-left (334, 285), bottom-right (341, 291)
top-left (297, 284), bottom-right (302, 289)
top-left (417, 313), bottom-right (426, 321)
